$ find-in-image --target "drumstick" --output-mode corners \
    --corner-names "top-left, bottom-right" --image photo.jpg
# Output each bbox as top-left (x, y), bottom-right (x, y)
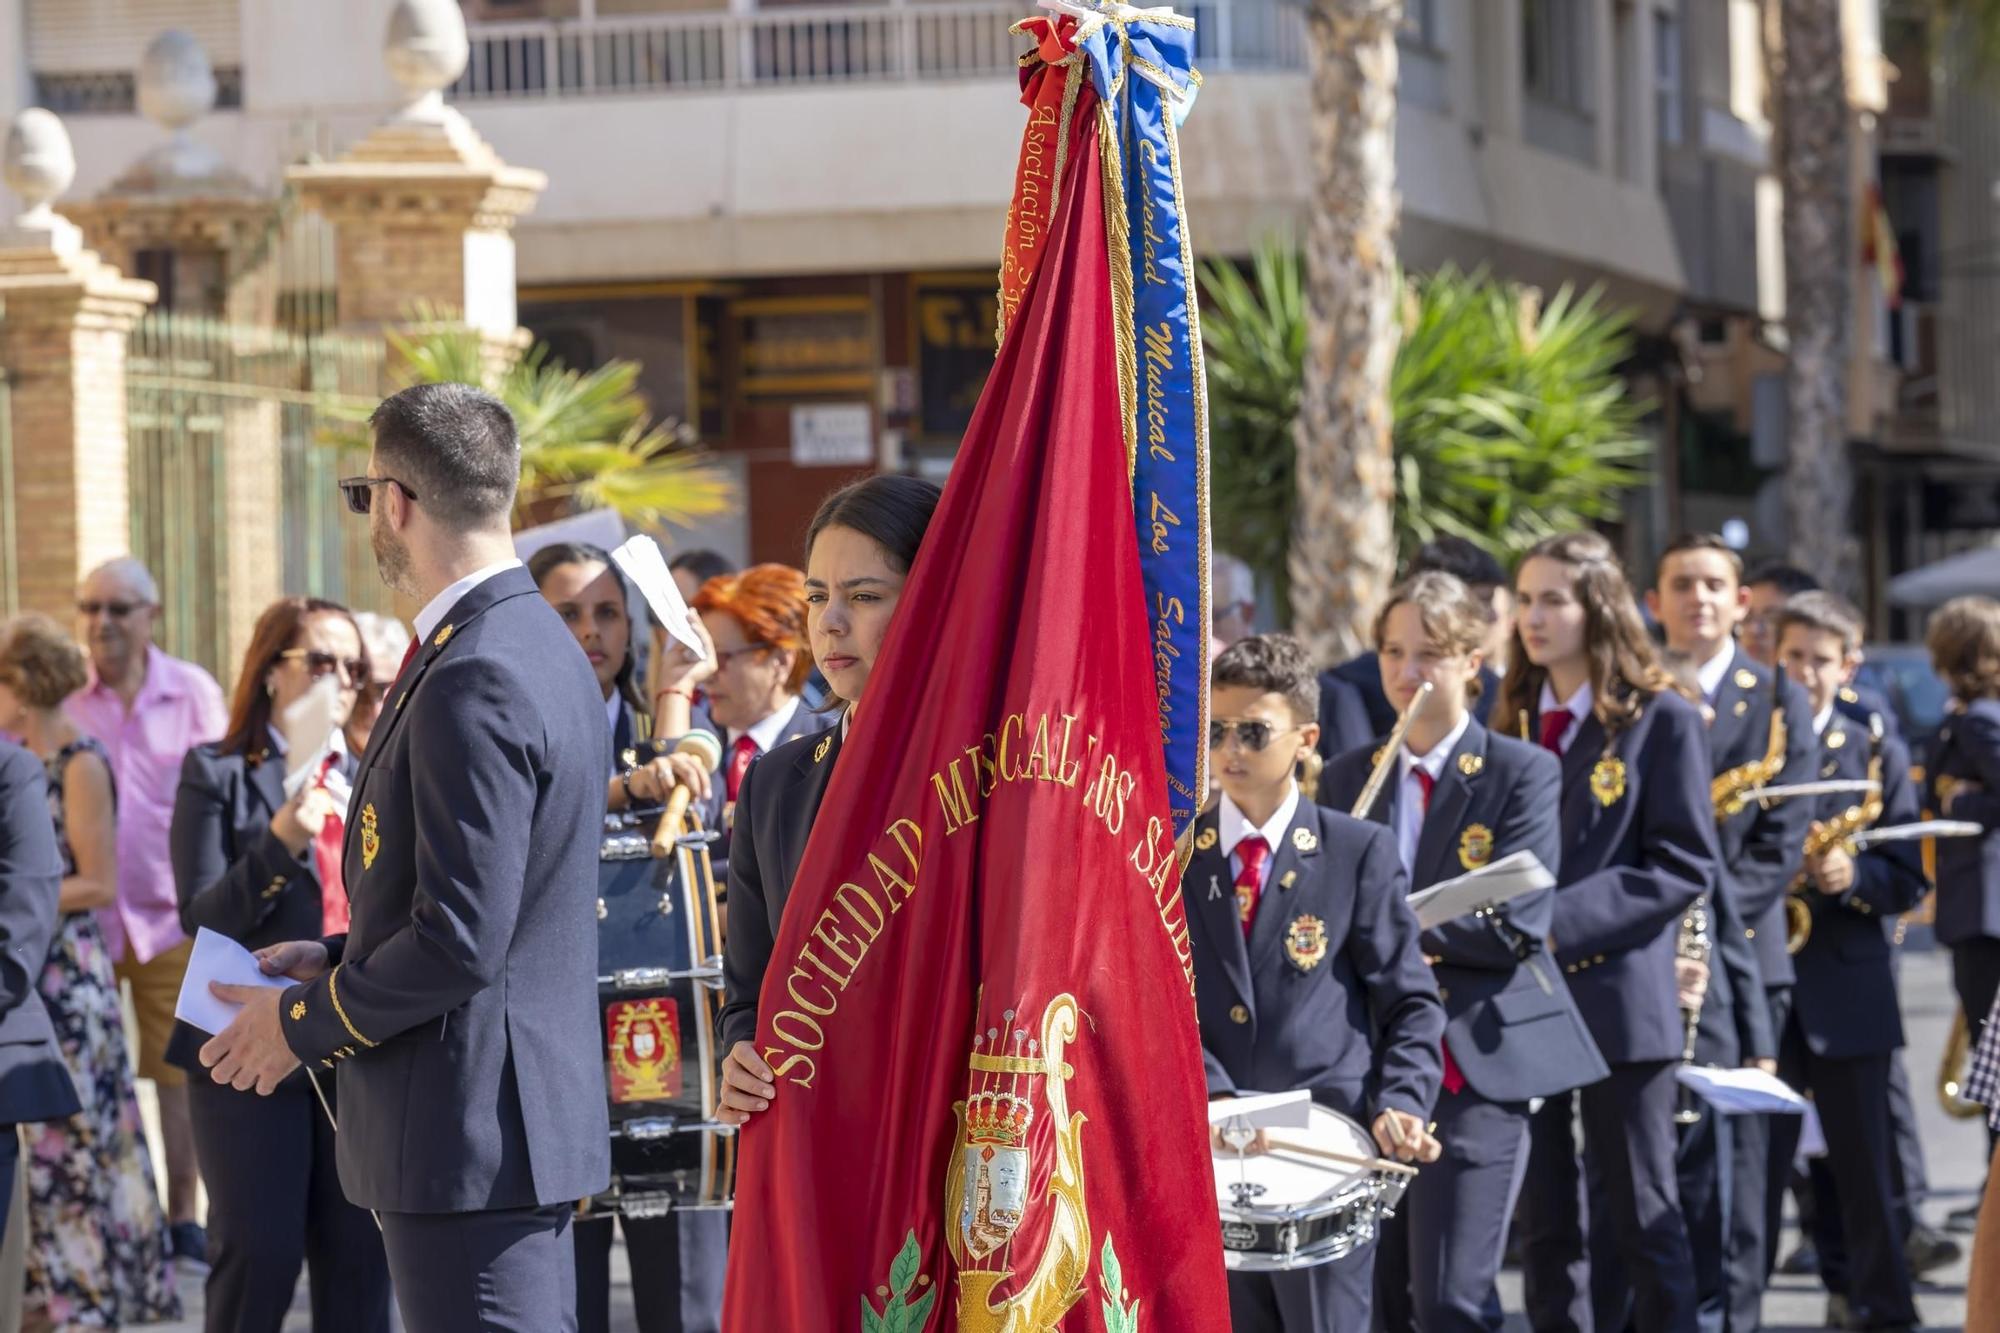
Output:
top-left (1261, 1135), bottom-right (1419, 1177)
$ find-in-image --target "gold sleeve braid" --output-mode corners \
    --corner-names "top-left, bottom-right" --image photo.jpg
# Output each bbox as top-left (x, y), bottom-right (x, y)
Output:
top-left (327, 964), bottom-right (378, 1048)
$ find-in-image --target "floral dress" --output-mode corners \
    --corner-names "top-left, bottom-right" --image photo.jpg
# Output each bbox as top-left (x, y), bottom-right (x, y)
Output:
top-left (23, 738), bottom-right (180, 1328)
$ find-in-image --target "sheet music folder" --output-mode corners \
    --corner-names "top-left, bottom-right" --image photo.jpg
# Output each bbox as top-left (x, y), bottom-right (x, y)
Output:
top-left (1405, 850), bottom-right (1555, 930)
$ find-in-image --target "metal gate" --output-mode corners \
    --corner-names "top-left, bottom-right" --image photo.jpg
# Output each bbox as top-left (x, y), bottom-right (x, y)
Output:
top-left (126, 314), bottom-right (389, 682)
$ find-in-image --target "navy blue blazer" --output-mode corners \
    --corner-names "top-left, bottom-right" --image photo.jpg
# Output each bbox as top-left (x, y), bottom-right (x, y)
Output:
top-left (1707, 647), bottom-right (1816, 990)
top-left (1330, 652), bottom-right (1499, 738)
top-left (1322, 722), bottom-right (1607, 1103)
top-left (1537, 689), bottom-right (1718, 1066)
top-left (165, 743), bottom-right (360, 1072)
top-left (0, 742), bottom-right (83, 1126)
top-left (1929, 697), bottom-right (2000, 946)
top-left (717, 721), bottom-right (842, 1054)
top-left (1313, 669), bottom-right (1374, 768)
top-left (1792, 712), bottom-right (1927, 1059)
top-left (1184, 797), bottom-right (1445, 1124)
top-left (278, 567), bottom-right (612, 1213)
top-left (1836, 681), bottom-right (1900, 742)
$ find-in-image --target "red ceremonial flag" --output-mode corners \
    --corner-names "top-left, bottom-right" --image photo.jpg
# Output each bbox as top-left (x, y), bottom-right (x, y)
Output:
top-left (720, 45), bottom-right (1230, 1333)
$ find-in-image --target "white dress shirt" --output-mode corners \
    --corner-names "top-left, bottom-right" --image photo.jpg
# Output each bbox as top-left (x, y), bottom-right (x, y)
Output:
top-left (1395, 713), bottom-right (1472, 875)
top-left (733, 695), bottom-right (803, 758)
top-left (1812, 702), bottom-right (1836, 738)
top-left (1691, 641), bottom-right (1736, 703)
top-left (413, 558), bottom-right (524, 646)
top-left (1218, 784), bottom-right (1300, 885)
top-left (1536, 680), bottom-right (1595, 756)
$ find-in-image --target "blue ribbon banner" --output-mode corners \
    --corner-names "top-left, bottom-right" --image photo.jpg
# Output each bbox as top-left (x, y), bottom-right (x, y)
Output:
top-left (1068, 2), bottom-right (1211, 839)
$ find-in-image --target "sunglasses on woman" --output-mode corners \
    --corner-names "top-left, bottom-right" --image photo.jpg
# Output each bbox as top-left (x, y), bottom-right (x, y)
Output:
top-left (1208, 719), bottom-right (1297, 752)
top-left (279, 649), bottom-right (368, 686)
top-left (337, 475), bottom-right (419, 515)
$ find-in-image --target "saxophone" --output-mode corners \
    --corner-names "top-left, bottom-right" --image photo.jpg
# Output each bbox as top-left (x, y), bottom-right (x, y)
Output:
top-left (1712, 668), bottom-right (1790, 819)
top-left (1785, 720), bottom-right (1885, 955)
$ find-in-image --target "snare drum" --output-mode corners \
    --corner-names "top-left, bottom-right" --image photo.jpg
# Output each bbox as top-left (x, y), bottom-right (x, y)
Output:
top-left (1214, 1104), bottom-right (1409, 1271)
top-left (590, 808), bottom-right (734, 1218)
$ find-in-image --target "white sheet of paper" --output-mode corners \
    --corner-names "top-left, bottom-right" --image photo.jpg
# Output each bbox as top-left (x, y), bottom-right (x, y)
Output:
top-left (1674, 1065), bottom-right (1810, 1116)
top-left (174, 927), bottom-right (292, 1036)
top-left (611, 535), bottom-right (707, 660)
top-left (1406, 851), bottom-right (1555, 930)
top-left (1206, 1090), bottom-right (1313, 1129)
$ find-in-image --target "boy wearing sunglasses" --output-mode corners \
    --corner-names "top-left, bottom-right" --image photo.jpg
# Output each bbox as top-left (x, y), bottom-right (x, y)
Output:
top-left (1185, 634), bottom-right (1445, 1333)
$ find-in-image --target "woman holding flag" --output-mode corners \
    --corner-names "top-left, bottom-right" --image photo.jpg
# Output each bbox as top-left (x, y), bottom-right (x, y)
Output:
top-left (715, 474), bottom-right (942, 1125)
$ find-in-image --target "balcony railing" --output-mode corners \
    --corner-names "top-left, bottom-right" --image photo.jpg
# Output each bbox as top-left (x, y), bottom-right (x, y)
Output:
top-left (448, 1), bottom-right (1304, 101)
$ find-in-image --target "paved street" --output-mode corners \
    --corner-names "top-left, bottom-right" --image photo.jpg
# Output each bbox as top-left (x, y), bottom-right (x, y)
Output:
top-left (146, 939), bottom-right (1980, 1330)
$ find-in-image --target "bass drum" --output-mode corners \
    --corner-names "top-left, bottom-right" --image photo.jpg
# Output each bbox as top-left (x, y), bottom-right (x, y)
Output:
top-left (1214, 1104), bottom-right (1408, 1271)
top-left (588, 808), bottom-right (733, 1218)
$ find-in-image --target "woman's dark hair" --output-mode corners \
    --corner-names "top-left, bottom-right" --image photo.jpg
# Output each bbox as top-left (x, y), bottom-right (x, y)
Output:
top-left (220, 597), bottom-right (368, 759)
top-left (528, 542), bottom-right (643, 714)
top-left (804, 476), bottom-right (943, 573)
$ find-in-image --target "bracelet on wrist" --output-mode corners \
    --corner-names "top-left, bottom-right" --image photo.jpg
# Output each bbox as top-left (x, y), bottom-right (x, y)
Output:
top-left (656, 686), bottom-right (694, 701)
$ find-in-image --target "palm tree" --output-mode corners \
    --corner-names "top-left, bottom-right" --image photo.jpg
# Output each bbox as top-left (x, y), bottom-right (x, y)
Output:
top-left (1775, 0), bottom-right (1858, 597)
top-left (332, 312), bottom-right (736, 531)
top-left (1291, 0), bottom-right (1404, 663)
top-left (1203, 246), bottom-right (1653, 614)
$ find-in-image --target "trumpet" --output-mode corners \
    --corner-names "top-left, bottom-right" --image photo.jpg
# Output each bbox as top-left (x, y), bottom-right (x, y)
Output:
top-left (1713, 667), bottom-right (1790, 820)
top-left (1785, 718), bottom-right (1885, 955)
top-left (1351, 682), bottom-right (1434, 819)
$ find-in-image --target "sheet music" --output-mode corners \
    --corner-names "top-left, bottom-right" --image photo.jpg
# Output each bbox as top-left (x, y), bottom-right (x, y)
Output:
top-left (1406, 851), bottom-right (1555, 930)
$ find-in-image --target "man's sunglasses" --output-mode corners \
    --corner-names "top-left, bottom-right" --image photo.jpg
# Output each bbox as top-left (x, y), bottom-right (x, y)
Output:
top-left (76, 601), bottom-right (143, 619)
top-left (337, 475), bottom-right (419, 515)
top-left (279, 649), bottom-right (368, 685)
top-left (1208, 720), bottom-right (1298, 752)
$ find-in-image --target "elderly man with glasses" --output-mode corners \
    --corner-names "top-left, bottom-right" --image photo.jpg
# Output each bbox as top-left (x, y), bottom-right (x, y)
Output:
top-left (62, 555), bottom-right (226, 1268)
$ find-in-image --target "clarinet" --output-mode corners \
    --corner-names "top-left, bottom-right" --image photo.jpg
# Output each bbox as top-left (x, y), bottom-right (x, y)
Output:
top-left (1673, 894), bottom-right (1711, 1125)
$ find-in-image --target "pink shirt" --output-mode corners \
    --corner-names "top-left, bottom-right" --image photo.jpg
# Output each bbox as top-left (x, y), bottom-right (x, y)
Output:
top-left (66, 648), bottom-right (227, 963)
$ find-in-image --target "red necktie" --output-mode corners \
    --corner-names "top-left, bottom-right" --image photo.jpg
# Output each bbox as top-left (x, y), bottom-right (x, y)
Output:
top-left (1410, 763), bottom-right (1468, 1094)
top-left (398, 636), bottom-right (419, 677)
top-left (726, 734), bottom-right (758, 803)
top-left (1539, 709), bottom-right (1571, 756)
top-left (311, 752), bottom-right (350, 936)
top-left (1234, 835), bottom-right (1269, 938)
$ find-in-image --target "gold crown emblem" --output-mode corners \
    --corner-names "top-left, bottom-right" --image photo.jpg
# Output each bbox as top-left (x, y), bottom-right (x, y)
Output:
top-left (964, 1089), bottom-right (1035, 1148)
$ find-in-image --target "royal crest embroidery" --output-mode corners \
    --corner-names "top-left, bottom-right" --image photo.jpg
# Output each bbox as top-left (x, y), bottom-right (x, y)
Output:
top-left (1194, 826), bottom-right (1218, 852)
top-left (606, 998), bottom-right (682, 1103)
top-left (1458, 823), bottom-right (1495, 871)
top-left (946, 995), bottom-right (1090, 1332)
top-left (360, 803), bottom-right (380, 870)
top-left (1458, 753), bottom-right (1484, 777)
top-left (1591, 757), bottom-right (1627, 807)
top-left (1734, 668), bottom-right (1757, 690)
top-left (1291, 827), bottom-right (1318, 853)
top-left (1284, 915), bottom-right (1329, 971)
top-left (289, 1001), bottom-right (306, 1022)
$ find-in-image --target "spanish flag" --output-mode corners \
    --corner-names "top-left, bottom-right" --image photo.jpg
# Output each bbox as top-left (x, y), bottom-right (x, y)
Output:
top-left (720, 4), bottom-right (1228, 1328)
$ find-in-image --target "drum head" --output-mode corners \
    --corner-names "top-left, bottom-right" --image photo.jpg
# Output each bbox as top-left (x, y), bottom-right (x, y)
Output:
top-left (1212, 1104), bottom-right (1374, 1216)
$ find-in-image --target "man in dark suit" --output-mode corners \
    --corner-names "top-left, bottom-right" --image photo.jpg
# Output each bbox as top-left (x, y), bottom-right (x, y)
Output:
top-left (0, 739), bottom-right (84, 1323)
top-left (1647, 534), bottom-right (1815, 1331)
top-left (1776, 592), bottom-right (1926, 1330)
top-left (200, 383), bottom-right (612, 1333)
top-left (1326, 539), bottom-right (1509, 739)
top-left (1189, 635), bottom-right (1444, 1332)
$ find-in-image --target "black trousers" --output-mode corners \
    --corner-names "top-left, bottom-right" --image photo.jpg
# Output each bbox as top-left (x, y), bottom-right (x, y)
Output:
top-left (1227, 1237), bottom-right (1374, 1332)
top-left (574, 1209), bottom-right (727, 1333)
top-left (186, 1072), bottom-right (391, 1333)
top-left (382, 1202), bottom-right (576, 1333)
top-left (1519, 1061), bottom-right (1698, 1333)
top-left (1778, 1022), bottom-right (1919, 1328)
top-left (1373, 1090), bottom-right (1528, 1333)
top-left (1956, 938), bottom-right (2000, 1157)
top-left (1723, 986), bottom-right (1785, 1333)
